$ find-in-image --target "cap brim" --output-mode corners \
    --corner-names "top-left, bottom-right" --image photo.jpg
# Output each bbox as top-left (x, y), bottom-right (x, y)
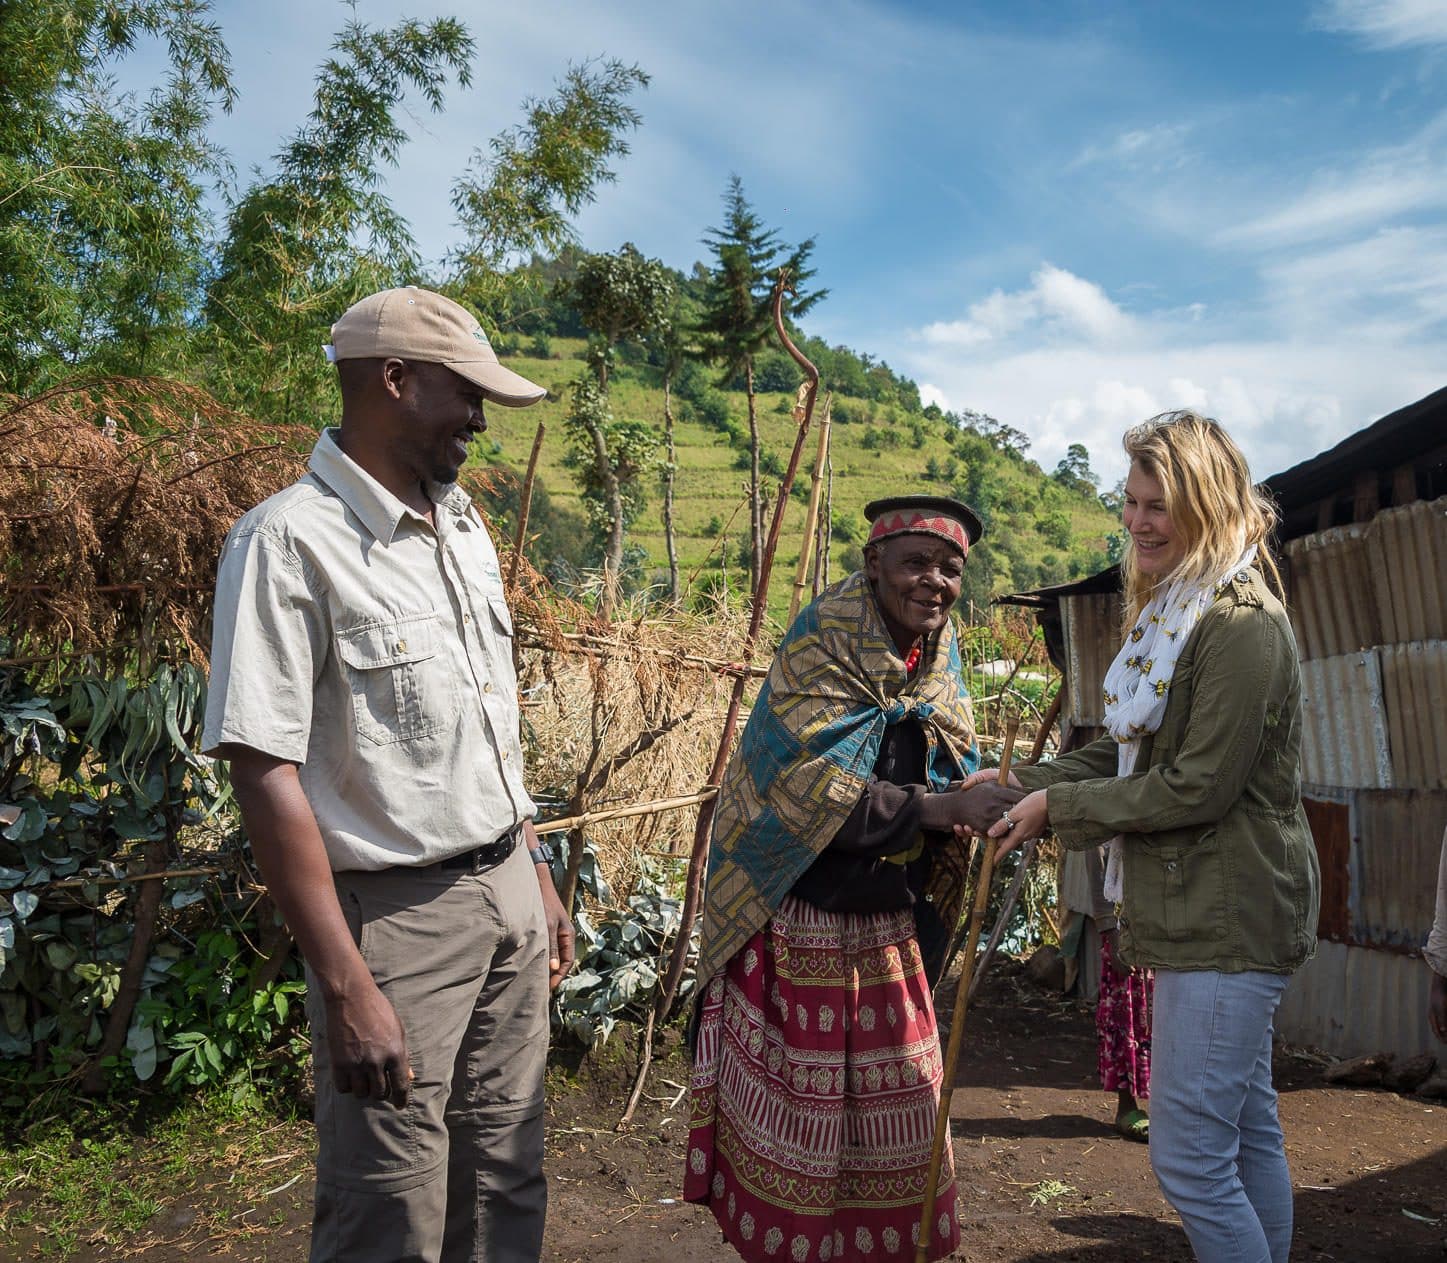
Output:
top-left (448, 358), bottom-right (547, 407)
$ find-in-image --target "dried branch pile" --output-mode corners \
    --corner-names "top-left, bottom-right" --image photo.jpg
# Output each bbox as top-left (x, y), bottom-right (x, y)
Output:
top-left (509, 560), bottom-right (752, 902)
top-left (0, 379), bottom-right (314, 662)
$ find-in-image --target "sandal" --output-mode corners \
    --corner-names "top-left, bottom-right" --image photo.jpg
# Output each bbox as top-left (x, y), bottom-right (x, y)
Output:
top-left (1115, 1108), bottom-right (1149, 1142)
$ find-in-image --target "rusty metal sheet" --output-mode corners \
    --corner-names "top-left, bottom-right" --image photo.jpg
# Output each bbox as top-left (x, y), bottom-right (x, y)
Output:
top-left (1299, 652), bottom-right (1394, 789)
top-left (1350, 789), bottom-right (1447, 951)
top-left (1284, 525), bottom-right (1381, 661)
top-left (1304, 795), bottom-right (1351, 943)
top-left (1377, 641), bottom-right (1447, 790)
top-left (1059, 591), bottom-right (1121, 730)
top-left (1277, 940), bottom-right (1437, 1060)
top-left (1367, 495), bottom-right (1447, 645)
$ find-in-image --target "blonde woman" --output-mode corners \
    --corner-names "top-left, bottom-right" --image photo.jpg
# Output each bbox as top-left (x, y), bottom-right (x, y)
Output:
top-left (961, 412), bottom-right (1319, 1263)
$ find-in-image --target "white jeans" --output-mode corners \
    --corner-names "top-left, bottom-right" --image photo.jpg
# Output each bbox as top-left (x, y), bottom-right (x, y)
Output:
top-left (1149, 969), bottom-right (1293, 1263)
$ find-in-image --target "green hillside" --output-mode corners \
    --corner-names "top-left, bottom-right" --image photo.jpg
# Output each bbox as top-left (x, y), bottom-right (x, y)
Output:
top-left (474, 336), bottom-right (1121, 623)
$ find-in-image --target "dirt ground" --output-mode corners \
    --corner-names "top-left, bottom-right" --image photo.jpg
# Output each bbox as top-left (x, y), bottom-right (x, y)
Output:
top-left (9, 960), bottom-right (1447, 1261)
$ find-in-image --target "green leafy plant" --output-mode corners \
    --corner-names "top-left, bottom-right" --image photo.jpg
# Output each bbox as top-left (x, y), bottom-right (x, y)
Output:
top-left (551, 854), bottom-right (694, 1049)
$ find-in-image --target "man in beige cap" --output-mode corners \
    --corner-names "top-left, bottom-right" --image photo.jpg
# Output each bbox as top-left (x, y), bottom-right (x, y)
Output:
top-left (203, 287), bottom-right (573, 1263)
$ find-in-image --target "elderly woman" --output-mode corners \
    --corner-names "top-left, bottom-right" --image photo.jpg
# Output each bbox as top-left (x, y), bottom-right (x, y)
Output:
top-left (683, 495), bottom-right (1018, 1263)
top-left (963, 413), bottom-right (1319, 1263)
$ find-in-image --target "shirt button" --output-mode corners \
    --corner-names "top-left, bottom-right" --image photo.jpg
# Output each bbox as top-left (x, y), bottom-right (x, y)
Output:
top-left (502, 750), bottom-right (510, 761)
top-left (484, 682), bottom-right (493, 693)
top-left (463, 613), bottom-right (471, 623)
top-left (396, 639), bottom-right (408, 653)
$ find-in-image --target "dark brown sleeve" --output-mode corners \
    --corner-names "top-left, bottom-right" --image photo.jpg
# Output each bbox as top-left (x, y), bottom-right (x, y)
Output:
top-left (829, 779), bottom-right (927, 857)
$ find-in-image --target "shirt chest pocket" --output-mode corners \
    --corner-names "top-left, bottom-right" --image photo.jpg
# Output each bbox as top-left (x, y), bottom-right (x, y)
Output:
top-left (335, 614), bottom-right (457, 746)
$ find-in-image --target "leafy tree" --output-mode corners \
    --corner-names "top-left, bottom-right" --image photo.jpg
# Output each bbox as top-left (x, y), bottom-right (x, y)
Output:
top-left (0, 0), bottom-right (234, 391)
top-left (650, 288), bottom-right (700, 604)
top-left (1036, 509), bottom-right (1073, 550)
top-left (1098, 477), bottom-right (1126, 515)
top-left (1052, 442), bottom-right (1099, 495)
top-left (451, 59), bottom-right (648, 327)
top-left (204, 15), bottom-right (474, 422)
top-left (564, 244), bottom-right (674, 600)
top-left (695, 176), bottom-right (825, 591)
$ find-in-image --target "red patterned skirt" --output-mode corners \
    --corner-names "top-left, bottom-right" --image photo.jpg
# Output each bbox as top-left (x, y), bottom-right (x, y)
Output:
top-left (684, 895), bottom-right (960, 1263)
top-left (1096, 931), bottom-right (1153, 1098)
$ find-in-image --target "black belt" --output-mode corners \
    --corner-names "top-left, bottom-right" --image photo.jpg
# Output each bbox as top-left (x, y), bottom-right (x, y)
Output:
top-left (437, 831), bottom-right (517, 873)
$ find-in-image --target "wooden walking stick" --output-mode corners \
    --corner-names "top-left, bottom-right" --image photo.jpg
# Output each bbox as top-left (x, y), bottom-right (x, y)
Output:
top-left (915, 714), bottom-right (1020, 1263)
top-left (617, 269), bottom-right (819, 1128)
top-left (787, 391), bottom-right (833, 625)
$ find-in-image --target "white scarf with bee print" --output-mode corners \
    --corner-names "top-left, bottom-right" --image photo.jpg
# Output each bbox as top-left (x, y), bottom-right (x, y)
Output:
top-left (1098, 543), bottom-right (1257, 902)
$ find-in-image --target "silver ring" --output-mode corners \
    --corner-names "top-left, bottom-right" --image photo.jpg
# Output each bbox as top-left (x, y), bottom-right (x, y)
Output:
top-left (1001, 809), bottom-right (1016, 830)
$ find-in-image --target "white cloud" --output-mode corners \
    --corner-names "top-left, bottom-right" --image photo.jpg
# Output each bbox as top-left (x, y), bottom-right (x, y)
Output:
top-left (1263, 224), bottom-right (1447, 338)
top-left (1071, 122), bottom-right (1192, 172)
top-left (1218, 111), bottom-right (1447, 248)
top-left (897, 261), bottom-right (1444, 491)
top-left (918, 383), bottom-right (950, 411)
top-left (1315, 0), bottom-right (1447, 49)
top-left (921, 264), bottom-right (1133, 348)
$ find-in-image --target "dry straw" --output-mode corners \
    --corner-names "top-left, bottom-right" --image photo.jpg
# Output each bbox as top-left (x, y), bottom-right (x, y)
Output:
top-left (0, 378), bottom-right (314, 666)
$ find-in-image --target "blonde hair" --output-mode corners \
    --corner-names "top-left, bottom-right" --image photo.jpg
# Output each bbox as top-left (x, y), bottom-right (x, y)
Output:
top-left (1120, 410), bottom-right (1281, 631)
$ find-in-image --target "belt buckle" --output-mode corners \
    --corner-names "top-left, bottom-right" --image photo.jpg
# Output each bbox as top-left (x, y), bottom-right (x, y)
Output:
top-left (472, 833), bottom-right (513, 873)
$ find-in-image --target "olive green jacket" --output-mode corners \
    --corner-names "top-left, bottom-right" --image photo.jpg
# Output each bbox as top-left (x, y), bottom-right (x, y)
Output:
top-left (1016, 568), bottom-right (1320, 974)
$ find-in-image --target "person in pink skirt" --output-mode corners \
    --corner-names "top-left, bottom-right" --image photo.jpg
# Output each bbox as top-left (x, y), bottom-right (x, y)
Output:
top-left (684, 496), bottom-right (1020, 1263)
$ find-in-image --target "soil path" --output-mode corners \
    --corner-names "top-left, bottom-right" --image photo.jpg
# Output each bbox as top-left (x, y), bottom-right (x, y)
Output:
top-left (11, 962), bottom-right (1446, 1261)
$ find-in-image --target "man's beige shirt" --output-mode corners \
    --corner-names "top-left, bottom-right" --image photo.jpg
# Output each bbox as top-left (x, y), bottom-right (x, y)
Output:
top-left (202, 428), bottom-right (535, 870)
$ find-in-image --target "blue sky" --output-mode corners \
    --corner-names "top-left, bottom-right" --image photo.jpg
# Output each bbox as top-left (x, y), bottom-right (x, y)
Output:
top-left (119, 0), bottom-right (1447, 487)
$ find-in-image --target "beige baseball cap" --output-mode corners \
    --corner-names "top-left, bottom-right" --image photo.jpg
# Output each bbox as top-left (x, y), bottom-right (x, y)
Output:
top-left (326, 286), bottom-right (546, 407)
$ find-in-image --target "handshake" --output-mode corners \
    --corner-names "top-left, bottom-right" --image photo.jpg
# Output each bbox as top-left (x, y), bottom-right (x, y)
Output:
top-left (918, 780), bottom-right (1025, 835)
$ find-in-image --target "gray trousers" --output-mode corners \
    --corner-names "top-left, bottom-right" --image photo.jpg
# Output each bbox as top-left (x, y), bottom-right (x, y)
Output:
top-left (306, 841), bottom-right (550, 1263)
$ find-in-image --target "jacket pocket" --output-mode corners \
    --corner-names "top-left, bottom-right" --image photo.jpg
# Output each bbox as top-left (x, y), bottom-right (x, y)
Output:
top-left (1151, 827), bottom-right (1228, 945)
top-left (335, 613), bottom-right (457, 745)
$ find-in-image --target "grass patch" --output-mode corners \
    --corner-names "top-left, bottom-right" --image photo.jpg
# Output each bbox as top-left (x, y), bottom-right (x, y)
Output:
top-left (0, 1091), bottom-right (312, 1259)
top-left (481, 338), bottom-right (1120, 618)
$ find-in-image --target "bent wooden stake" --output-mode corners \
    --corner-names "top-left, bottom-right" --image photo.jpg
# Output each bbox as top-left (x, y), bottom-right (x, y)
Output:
top-left (914, 714), bottom-right (1019, 1262)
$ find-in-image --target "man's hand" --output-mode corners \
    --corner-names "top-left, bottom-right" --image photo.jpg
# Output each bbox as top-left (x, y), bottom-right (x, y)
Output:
top-left (524, 820), bottom-right (574, 990)
top-left (324, 977), bottom-right (412, 1108)
top-left (224, 747), bottom-right (412, 1108)
top-left (1431, 972), bottom-right (1447, 1043)
top-left (538, 871), bottom-right (575, 991)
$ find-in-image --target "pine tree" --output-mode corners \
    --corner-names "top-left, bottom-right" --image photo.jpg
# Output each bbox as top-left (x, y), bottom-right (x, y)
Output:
top-left (695, 176), bottom-right (824, 591)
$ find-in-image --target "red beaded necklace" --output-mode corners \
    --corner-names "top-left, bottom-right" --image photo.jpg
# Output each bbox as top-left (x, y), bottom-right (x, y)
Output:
top-left (903, 643), bottom-right (922, 675)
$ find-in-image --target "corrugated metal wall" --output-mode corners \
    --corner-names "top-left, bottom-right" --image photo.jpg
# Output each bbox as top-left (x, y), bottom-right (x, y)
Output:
top-left (1351, 790), bottom-right (1447, 952)
top-left (1299, 653), bottom-right (1393, 788)
top-left (1059, 592), bottom-right (1121, 730)
top-left (1279, 940), bottom-right (1435, 1060)
top-left (1278, 493), bottom-right (1447, 1061)
top-left (1285, 525), bottom-right (1380, 659)
top-left (1302, 793), bottom-right (1351, 943)
top-left (1368, 496), bottom-right (1447, 644)
top-left (1377, 641), bottom-right (1447, 789)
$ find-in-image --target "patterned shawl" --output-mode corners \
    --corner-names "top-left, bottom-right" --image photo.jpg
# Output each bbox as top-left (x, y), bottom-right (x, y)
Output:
top-left (696, 570), bottom-right (979, 990)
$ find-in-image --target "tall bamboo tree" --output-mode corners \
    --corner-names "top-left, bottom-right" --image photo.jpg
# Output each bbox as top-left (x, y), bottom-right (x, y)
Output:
top-left (450, 58), bottom-right (648, 330)
top-left (0, 0), bottom-right (234, 391)
top-left (203, 15), bottom-right (473, 422)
